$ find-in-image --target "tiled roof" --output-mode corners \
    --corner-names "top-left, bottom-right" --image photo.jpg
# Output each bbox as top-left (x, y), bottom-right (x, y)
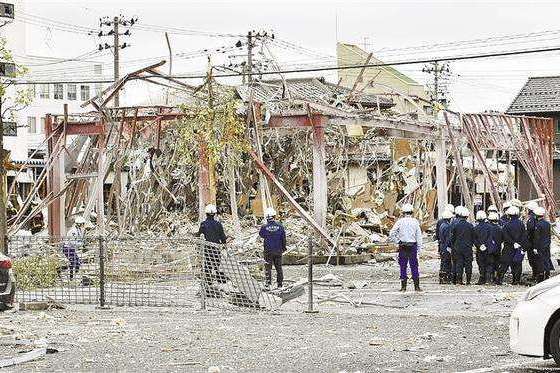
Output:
top-left (507, 76), bottom-right (560, 114)
top-left (236, 77), bottom-right (394, 111)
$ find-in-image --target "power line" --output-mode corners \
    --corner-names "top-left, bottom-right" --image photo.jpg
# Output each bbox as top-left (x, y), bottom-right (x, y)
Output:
top-left (11, 44), bottom-right (560, 85)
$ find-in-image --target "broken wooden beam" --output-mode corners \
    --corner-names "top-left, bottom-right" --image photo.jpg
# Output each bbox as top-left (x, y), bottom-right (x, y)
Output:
top-left (249, 150), bottom-right (336, 248)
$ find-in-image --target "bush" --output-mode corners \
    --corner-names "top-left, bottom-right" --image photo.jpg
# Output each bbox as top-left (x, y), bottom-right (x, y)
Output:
top-left (12, 255), bottom-right (61, 290)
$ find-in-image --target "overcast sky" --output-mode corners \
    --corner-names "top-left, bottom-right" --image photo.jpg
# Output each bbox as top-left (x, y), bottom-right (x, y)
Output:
top-left (12, 0), bottom-right (560, 111)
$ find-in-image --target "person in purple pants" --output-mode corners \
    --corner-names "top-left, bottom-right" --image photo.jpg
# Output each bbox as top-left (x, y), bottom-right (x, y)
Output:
top-left (389, 203), bottom-right (423, 292)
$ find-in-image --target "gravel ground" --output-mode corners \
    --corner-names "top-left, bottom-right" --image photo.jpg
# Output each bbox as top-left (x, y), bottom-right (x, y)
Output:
top-left (1, 258), bottom-right (558, 372)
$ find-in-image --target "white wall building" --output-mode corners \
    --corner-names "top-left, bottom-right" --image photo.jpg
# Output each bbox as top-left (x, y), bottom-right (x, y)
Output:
top-left (0, 0), bottom-right (106, 163)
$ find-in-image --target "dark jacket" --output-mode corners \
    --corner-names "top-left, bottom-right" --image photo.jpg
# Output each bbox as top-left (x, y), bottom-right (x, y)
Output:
top-left (533, 218), bottom-right (551, 250)
top-left (438, 219), bottom-right (452, 253)
top-left (502, 216), bottom-right (528, 249)
top-left (474, 220), bottom-right (492, 249)
top-left (487, 222), bottom-right (503, 254)
top-left (448, 217), bottom-right (475, 252)
top-left (197, 217), bottom-right (227, 244)
top-left (526, 212), bottom-right (536, 249)
top-left (259, 219), bottom-right (287, 254)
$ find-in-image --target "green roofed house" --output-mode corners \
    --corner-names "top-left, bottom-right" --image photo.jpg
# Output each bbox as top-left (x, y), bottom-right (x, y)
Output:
top-left (336, 43), bottom-right (433, 118)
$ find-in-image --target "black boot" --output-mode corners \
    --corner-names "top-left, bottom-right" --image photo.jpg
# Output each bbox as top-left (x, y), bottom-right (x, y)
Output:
top-left (466, 273), bottom-right (472, 285)
top-left (536, 273), bottom-right (545, 283)
top-left (400, 279), bottom-right (407, 292)
top-left (456, 275), bottom-right (464, 285)
top-left (545, 271), bottom-right (551, 280)
top-left (413, 278), bottom-right (422, 292)
top-left (495, 272), bottom-right (503, 285)
top-left (476, 276), bottom-right (486, 285)
top-left (439, 272), bottom-right (446, 284)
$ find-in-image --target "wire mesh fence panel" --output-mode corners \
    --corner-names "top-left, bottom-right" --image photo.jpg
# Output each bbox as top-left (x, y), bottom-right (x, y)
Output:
top-left (9, 235), bottom-right (100, 305)
top-left (195, 242), bottom-right (285, 311)
top-left (8, 235), bottom-right (298, 310)
top-left (103, 237), bottom-right (199, 307)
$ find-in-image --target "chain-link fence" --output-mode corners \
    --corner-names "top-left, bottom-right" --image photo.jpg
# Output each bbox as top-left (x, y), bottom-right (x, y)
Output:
top-left (7, 235), bottom-right (308, 311)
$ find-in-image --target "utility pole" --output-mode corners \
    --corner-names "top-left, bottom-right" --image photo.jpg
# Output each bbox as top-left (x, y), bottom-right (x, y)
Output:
top-left (113, 16), bottom-right (119, 107)
top-left (98, 15), bottom-right (137, 107)
top-left (246, 31), bottom-right (253, 84)
top-left (422, 61), bottom-right (450, 112)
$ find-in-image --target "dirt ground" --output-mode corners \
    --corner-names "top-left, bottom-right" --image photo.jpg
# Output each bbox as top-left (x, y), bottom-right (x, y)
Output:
top-left (1, 259), bottom-right (558, 372)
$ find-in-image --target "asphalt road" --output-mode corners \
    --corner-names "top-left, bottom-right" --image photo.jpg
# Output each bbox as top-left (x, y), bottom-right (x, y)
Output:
top-left (0, 259), bottom-right (557, 372)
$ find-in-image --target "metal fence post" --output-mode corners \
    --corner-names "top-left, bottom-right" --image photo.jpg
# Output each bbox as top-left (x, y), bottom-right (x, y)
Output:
top-left (98, 235), bottom-right (107, 308)
top-left (305, 235), bottom-right (318, 314)
top-left (199, 240), bottom-right (206, 310)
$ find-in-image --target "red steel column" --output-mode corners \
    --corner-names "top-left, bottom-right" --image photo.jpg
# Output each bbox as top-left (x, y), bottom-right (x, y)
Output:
top-left (46, 115), bottom-right (65, 238)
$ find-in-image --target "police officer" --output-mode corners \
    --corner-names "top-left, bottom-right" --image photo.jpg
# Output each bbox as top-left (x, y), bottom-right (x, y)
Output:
top-left (487, 211), bottom-right (503, 284)
top-left (197, 204), bottom-right (227, 287)
top-left (525, 201), bottom-right (544, 282)
top-left (497, 206), bottom-right (527, 285)
top-left (533, 206), bottom-right (554, 281)
top-left (474, 210), bottom-right (492, 285)
top-left (438, 209), bottom-right (454, 284)
top-left (500, 202), bottom-right (511, 227)
top-left (435, 204), bottom-right (455, 243)
top-left (448, 206), bottom-right (475, 285)
top-left (389, 203), bottom-right (423, 292)
top-left (259, 207), bottom-right (286, 289)
top-left (63, 216), bottom-right (85, 280)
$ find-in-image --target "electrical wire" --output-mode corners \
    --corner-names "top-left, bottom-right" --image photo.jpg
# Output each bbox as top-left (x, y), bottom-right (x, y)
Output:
top-left (12, 44), bottom-right (560, 85)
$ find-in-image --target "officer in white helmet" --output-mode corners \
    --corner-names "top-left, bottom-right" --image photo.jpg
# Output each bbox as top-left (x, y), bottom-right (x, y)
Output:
top-left (63, 216), bottom-right (86, 280)
top-left (486, 211), bottom-right (503, 283)
top-left (525, 201), bottom-right (544, 282)
top-left (474, 210), bottom-right (492, 285)
top-left (259, 207), bottom-right (286, 289)
top-left (437, 209), bottom-right (454, 284)
top-left (496, 206), bottom-right (527, 285)
top-left (389, 203), bottom-right (423, 292)
top-left (197, 204), bottom-right (227, 288)
top-left (448, 206), bottom-right (475, 285)
top-left (532, 206), bottom-right (553, 281)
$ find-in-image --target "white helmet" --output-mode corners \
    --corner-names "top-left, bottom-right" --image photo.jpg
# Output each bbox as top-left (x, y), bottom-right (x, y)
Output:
top-left (75, 216), bottom-right (86, 225)
top-left (401, 203), bottom-right (414, 213)
top-left (264, 207), bottom-right (277, 218)
top-left (204, 204), bottom-right (217, 214)
top-left (456, 206), bottom-right (469, 217)
top-left (476, 210), bottom-right (487, 221)
top-left (445, 204), bottom-right (455, 213)
top-left (534, 206), bottom-right (546, 217)
top-left (487, 205), bottom-right (498, 212)
top-left (442, 210), bottom-right (454, 219)
top-left (503, 201), bottom-right (511, 210)
top-left (526, 201), bottom-right (539, 212)
top-left (488, 212), bottom-right (499, 221)
top-left (506, 206), bottom-right (520, 216)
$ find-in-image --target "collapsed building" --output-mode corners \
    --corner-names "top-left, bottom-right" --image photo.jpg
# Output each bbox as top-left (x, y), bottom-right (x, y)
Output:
top-left (5, 58), bottom-right (556, 260)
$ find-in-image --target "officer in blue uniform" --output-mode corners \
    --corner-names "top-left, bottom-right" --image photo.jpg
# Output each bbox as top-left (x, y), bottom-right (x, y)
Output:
top-left (525, 201), bottom-right (544, 282)
top-left (474, 210), bottom-right (492, 285)
top-left (500, 202), bottom-right (511, 227)
top-left (497, 206), bottom-right (527, 285)
top-left (438, 209), bottom-right (454, 284)
top-left (259, 207), bottom-right (287, 289)
top-left (448, 206), bottom-right (475, 285)
top-left (533, 206), bottom-right (554, 281)
top-left (197, 204), bottom-right (227, 286)
top-left (487, 211), bottom-right (503, 284)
